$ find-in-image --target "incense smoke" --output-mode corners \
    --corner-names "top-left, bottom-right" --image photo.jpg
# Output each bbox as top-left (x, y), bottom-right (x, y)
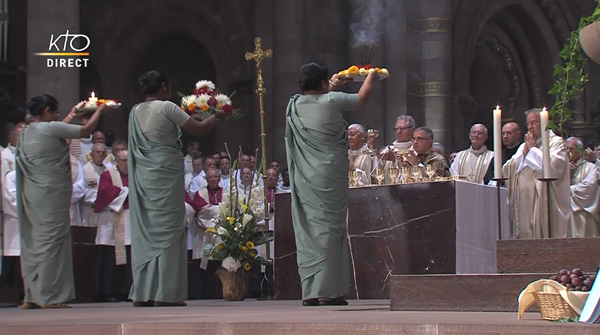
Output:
top-left (350, 0), bottom-right (386, 46)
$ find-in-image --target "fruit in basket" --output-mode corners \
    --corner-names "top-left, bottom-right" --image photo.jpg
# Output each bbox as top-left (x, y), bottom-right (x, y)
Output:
top-left (551, 268), bottom-right (596, 291)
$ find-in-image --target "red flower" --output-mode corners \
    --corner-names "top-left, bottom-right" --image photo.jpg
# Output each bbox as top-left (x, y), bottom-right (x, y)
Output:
top-left (222, 104), bottom-right (233, 115)
top-left (208, 97), bottom-right (217, 107)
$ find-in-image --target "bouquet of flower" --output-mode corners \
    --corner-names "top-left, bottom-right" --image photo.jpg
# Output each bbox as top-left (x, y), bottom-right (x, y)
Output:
top-left (180, 80), bottom-right (243, 119)
top-left (204, 168), bottom-right (272, 273)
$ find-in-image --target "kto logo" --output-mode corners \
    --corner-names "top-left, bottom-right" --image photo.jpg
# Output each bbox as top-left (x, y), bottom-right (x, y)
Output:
top-left (34, 30), bottom-right (90, 68)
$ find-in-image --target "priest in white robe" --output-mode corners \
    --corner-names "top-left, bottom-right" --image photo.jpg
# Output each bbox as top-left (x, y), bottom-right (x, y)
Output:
top-left (348, 124), bottom-right (373, 185)
top-left (450, 124), bottom-right (494, 184)
top-left (80, 143), bottom-right (109, 227)
top-left (379, 115), bottom-right (415, 183)
top-left (566, 137), bottom-right (600, 237)
top-left (503, 108), bottom-right (571, 239)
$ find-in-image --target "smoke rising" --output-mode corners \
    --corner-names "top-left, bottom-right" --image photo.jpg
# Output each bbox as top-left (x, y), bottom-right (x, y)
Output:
top-left (350, 0), bottom-right (386, 46)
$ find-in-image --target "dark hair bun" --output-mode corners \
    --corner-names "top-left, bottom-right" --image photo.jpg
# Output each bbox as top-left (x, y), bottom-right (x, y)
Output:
top-left (138, 70), bottom-right (170, 95)
top-left (27, 94), bottom-right (59, 116)
top-left (299, 61), bottom-right (329, 92)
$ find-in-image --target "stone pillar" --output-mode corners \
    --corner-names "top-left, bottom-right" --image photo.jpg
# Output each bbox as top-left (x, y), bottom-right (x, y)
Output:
top-left (27, 0), bottom-right (80, 117)
top-left (406, 1), bottom-right (453, 148)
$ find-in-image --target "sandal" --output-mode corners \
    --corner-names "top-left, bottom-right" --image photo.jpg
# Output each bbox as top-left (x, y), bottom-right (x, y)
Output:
top-left (41, 303), bottom-right (71, 309)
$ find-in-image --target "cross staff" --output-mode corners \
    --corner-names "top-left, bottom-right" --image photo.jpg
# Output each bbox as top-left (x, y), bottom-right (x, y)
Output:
top-left (245, 37), bottom-right (273, 261)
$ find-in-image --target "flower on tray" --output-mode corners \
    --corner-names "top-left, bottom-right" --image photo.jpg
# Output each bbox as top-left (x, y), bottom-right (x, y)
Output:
top-left (180, 80), bottom-right (242, 119)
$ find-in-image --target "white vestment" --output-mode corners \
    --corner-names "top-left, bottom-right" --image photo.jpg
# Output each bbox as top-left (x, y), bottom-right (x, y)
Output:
top-left (450, 146), bottom-right (494, 184)
top-left (349, 144), bottom-right (373, 185)
top-left (503, 131), bottom-right (571, 239)
top-left (382, 140), bottom-right (413, 183)
top-left (569, 158), bottom-right (600, 237)
top-left (2, 171), bottom-right (19, 256)
top-left (70, 155), bottom-right (86, 226)
top-left (190, 188), bottom-right (220, 260)
top-left (1, 145), bottom-right (16, 178)
top-left (95, 169), bottom-right (131, 246)
top-left (80, 161), bottom-right (107, 227)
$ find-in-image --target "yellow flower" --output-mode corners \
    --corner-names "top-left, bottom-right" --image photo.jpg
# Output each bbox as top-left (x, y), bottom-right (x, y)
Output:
top-left (248, 250), bottom-right (257, 259)
top-left (241, 246), bottom-right (248, 252)
top-left (216, 243), bottom-right (224, 250)
top-left (246, 241), bottom-right (254, 249)
top-left (200, 104), bottom-right (209, 111)
top-left (347, 65), bottom-right (359, 75)
top-left (243, 262), bottom-right (252, 271)
top-left (205, 227), bottom-right (216, 234)
top-left (188, 102), bottom-right (196, 111)
top-left (241, 204), bottom-right (248, 213)
top-left (226, 217), bottom-right (235, 225)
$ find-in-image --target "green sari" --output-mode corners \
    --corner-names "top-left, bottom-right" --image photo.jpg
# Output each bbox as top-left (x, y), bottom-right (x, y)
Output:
top-left (16, 121), bottom-right (80, 305)
top-left (128, 102), bottom-right (188, 303)
top-left (285, 92), bottom-right (359, 300)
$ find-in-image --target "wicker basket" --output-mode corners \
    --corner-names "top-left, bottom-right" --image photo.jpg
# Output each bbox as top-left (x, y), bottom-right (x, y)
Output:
top-left (532, 291), bottom-right (579, 321)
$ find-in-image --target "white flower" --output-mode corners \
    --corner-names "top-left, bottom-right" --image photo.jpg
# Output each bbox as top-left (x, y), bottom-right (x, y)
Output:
top-left (195, 94), bottom-right (211, 107)
top-left (242, 213), bottom-right (253, 227)
top-left (214, 94), bottom-right (231, 106)
top-left (195, 80), bottom-right (215, 90)
top-left (254, 207), bottom-right (263, 216)
top-left (181, 95), bottom-right (196, 106)
top-left (217, 226), bottom-right (229, 237)
top-left (222, 256), bottom-right (241, 272)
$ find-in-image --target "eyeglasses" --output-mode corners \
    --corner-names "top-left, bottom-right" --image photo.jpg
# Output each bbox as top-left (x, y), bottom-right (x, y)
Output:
top-left (394, 126), bottom-right (414, 132)
top-left (411, 136), bottom-right (431, 142)
top-left (469, 131), bottom-right (486, 136)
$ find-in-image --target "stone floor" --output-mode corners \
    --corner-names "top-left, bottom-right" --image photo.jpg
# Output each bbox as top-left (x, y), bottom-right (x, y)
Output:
top-left (0, 299), bottom-right (597, 335)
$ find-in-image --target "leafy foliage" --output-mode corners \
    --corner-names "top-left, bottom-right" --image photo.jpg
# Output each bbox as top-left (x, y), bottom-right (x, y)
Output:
top-left (548, 3), bottom-right (600, 136)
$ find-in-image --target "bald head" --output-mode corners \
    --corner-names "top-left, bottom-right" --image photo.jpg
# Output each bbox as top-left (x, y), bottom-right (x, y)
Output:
top-left (501, 122), bottom-right (522, 149)
top-left (116, 149), bottom-right (128, 174)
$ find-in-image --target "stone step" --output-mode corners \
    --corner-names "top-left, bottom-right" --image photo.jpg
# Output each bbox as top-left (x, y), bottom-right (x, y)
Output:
top-left (497, 237), bottom-right (600, 273)
top-left (390, 273), bottom-right (555, 312)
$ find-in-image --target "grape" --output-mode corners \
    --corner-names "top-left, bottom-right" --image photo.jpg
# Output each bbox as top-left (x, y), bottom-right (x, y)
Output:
top-left (582, 286), bottom-right (590, 292)
top-left (572, 277), bottom-right (582, 287)
top-left (559, 269), bottom-right (569, 276)
top-left (551, 269), bottom-right (596, 291)
top-left (571, 273), bottom-right (579, 279)
top-left (561, 275), bottom-right (571, 284)
top-left (572, 268), bottom-right (583, 276)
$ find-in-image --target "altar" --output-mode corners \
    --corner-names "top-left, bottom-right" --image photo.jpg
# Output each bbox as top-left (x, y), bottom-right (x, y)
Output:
top-left (273, 180), bottom-right (510, 300)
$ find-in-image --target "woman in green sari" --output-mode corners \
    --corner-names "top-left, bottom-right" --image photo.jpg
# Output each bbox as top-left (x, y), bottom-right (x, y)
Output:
top-left (17, 94), bottom-right (109, 309)
top-left (285, 62), bottom-right (377, 306)
top-left (128, 70), bottom-right (225, 307)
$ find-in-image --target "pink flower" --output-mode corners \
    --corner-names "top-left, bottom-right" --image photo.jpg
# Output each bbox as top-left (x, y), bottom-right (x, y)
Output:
top-left (208, 97), bottom-right (218, 107)
top-left (223, 104), bottom-right (233, 115)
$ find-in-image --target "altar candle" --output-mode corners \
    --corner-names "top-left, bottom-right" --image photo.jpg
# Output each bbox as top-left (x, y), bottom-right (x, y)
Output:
top-left (539, 107), bottom-right (551, 178)
top-left (89, 91), bottom-right (98, 104)
top-left (493, 105), bottom-right (502, 179)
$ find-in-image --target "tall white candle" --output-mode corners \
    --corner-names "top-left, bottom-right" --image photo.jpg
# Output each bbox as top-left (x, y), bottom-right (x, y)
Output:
top-left (493, 105), bottom-right (502, 179)
top-left (89, 91), bottom-right (98, 104)
top-left (539, 107), bottom-right (551, 179)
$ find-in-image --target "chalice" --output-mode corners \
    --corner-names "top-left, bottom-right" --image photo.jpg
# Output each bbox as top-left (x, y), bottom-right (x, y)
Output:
top-left (350, 170), bottom-right (361, 187)
top-left (425, 164), bottom-right (436, 181)
top-left (375, 168), bottom-right (385, 185)
top-left (365, 129), bottom-right (379, 155)
top-left (388, 167), bottom-right (399, 184)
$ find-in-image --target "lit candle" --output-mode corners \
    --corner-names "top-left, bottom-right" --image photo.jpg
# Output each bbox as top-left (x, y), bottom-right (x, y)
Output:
top-left (539, 107), bottom-right (551, 179)
top-left (493, 105), bottom-right (502, 179)
top-left (89, 91), bottom-right (98, 104)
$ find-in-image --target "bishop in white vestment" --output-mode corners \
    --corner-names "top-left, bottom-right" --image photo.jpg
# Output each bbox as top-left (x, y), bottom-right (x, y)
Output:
top-left (450, 124), bottom-right (494, 184)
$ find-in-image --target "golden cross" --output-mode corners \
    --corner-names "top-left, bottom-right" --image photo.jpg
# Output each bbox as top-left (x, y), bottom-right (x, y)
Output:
top-left (245, 37), bottom-right (272, 96)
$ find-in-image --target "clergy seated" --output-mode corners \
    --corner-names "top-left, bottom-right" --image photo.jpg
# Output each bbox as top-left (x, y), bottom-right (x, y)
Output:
top-left (93, 150), bottom-right (132, 302)
top-left (450, 124), bottom-right (494, 184)
top-left (185, 168), bottom-right (223, 299)
top-left (567, 137), bottom-right (600, 237)
top-left (503, 108), bottom-right (571, 239)
top-left (276, 168), bottom-right (291, 193)
top-left (378, 115), bottom-right (416, 183)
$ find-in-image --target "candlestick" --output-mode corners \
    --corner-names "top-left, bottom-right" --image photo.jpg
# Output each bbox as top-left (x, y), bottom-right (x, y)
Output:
top-left (539, 107), bottom-right (551, 179)
top-left (493, 105), bottom-right (502, 179)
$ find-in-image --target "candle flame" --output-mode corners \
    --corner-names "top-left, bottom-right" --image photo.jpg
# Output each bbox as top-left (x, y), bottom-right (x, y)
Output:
top-left (541, 106), bottom-right (547, 112)
top-left (91, 91), bottom-right (96, 98)
top-left (495, 105), bottom-right (500, 110)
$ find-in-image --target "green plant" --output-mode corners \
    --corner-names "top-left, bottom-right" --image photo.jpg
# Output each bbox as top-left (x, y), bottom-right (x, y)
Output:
top-left (548, 2), bottom-right (600, 136)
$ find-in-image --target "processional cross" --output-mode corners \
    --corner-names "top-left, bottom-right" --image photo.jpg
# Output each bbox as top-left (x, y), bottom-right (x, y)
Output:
top-left (245, 37), bottom-right (273, 261)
